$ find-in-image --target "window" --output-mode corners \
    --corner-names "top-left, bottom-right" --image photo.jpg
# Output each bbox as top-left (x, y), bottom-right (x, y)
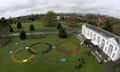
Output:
top-left (90, 32), bottom-right (92, 39)
top-left (112, 53), bottom-right (115, 58)
top-left (94, 34), bottom-right (96, 40)
top-left (87, 30), bottom-right (89, 36)
top-left (107, 42), bottom-right (108, 44)
top-left (97, 36), bottom-right (100, 43)
top-left (105, 47), bottom-right (107, 51)
top-left (115, 47), bottom-right (117, 51)
top-left (101, 39), bottom-right (105, 49)
top-left (108, 44), bottom-right (113, 56)
top-left (92, 33), bottom-right (94, 40)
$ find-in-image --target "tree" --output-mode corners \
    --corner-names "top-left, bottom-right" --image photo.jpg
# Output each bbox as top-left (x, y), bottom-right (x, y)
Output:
top-left (0, 17), bottom-right (9, 28)
top-left (29, 15), bottom-right (35, 21)
top-left (41, 11), bottom-right (57, 27)
top-left (103, 18), bottom-right (113, 32)
top-left (66, 14), bottom-right (79, 27)
top-left (58, 28), bottom-right (68, 38)
top-left (56, 23), bottom-right (62, 29)
top-left (17, 22), bottom-right (22, 29)
top-left (7, 17), bottom-right (13, 24)
top-left (30, 24), bottom-right (35, 31)
top-left (85, 14), bottom-right (98, 26)
top-left (19, 30), bottom-right (27, 40)
top-left (9, 25), bottom-right (13, 32)
top-left (0, 17), bottom-right (12, 46)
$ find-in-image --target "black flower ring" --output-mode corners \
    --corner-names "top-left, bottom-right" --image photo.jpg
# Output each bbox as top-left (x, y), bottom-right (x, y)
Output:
top-left (27, 42), bottom-right (52, 55)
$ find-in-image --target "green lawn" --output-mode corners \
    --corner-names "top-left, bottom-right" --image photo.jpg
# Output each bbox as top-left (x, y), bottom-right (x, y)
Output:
top-left (0, 34), bottom-right (106, 72)
top-left (11, 21), bottom-right (57, 33)
top-left (11, 21), bottom-right (85, 33)
top-left (60, 21), bottom-right (85, 30)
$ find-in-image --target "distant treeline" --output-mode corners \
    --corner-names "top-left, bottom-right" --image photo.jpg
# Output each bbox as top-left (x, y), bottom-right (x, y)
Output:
top-left (4, 13), bottom-right (120, 25)
top-left (1, 13), bottom-right (120, 35)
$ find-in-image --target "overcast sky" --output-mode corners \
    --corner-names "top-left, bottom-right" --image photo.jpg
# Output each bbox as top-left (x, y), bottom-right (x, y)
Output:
top-left (0, 0), bottom-right (120, 18)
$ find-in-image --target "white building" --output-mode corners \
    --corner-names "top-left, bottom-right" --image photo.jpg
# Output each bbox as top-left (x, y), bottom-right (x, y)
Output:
top-left (57, 16), bottom-right (60, 20)
top-left (81, 24), bottom-right (120, 62)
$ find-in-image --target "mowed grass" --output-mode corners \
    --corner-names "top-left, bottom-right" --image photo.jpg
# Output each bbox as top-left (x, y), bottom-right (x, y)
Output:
top-left (11, 21), bottom-right (85, 33)
top-left (11, 21), bottom-right (57, 33)
top-left (58, 41), bottom-right (79, 52)
top-left (60, 21), bottom-right (85, 30)
top-left (112, 24), bottom-right (120, 35)
top-left (0, 34), bottom-right (106, 72)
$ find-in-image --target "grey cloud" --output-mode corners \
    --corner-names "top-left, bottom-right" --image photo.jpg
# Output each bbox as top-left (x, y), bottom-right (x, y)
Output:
top-left (0, 0), bottom-right (120, 18)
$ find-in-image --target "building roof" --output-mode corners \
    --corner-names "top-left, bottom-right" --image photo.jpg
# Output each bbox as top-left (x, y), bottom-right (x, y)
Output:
top-left (97, 16), bottom-right (105, 24)
top-left (85, 24), bottom-right (120, 44)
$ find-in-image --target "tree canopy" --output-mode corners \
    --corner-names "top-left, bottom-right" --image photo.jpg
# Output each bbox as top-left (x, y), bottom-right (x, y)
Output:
top-left (66, 14), bottom-right (79, 27)
top-left (41, 11), bottom-right (57, 27)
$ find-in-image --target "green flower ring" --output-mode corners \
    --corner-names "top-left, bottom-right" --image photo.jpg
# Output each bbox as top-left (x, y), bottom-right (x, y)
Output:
top-left (38, 53), bottom-right (70, 64)
top-left (27, 42), bottom-right (69, 64)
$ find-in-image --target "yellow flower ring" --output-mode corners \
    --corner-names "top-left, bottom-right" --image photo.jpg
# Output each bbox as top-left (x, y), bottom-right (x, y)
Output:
top-left (11, 47), bottom-right (36, 63)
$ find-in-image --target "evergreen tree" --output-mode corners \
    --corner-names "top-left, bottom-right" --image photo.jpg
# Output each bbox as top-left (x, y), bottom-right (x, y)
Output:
top-left (17, 22), bottom-right (22, 29)
top-left (56, 23), bottom-right (62, 29)
top-left (30, 24), bottom-right (35, 31)
top-left (58, 28), bottom-right (68, 38)
top-left (9, 25), bottom-right (13, 32)
top-left (19, 30), bottom-right (26, 40)
top-left (0, 17), bottom-right (9, 28)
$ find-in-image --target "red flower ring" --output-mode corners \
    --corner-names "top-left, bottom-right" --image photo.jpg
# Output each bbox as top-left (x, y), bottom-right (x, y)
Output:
top-left (56, 40), bottom-right (80, 54)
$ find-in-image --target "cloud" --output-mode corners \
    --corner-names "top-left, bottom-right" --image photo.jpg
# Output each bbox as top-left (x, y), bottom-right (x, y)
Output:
top-left (0, 0), bottom-right (120, 18)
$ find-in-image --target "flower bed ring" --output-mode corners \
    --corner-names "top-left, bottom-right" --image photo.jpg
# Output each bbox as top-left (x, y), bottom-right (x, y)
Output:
top-left (28, 42), bottom-right (52, 55)
top-left (38, 54), bottom-right (70, 64)
top-left (11, 47), bottom-right (36, 63)
top-left (7, 42), bottom-right (27, 55)
top-left (56, 40), bottom-right (80, 54)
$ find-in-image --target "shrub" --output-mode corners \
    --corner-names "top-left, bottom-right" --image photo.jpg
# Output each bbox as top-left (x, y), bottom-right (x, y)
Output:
top-left (56, 23), bottom-right (62, 29)
top-left (9, 25), bottom-right (13, 32)
top-left (17, 22), bottom-right (22, 29)
top-left (30, 24), bottom-right (35, 31)
top-left (58, 28), bottom-right (68, 38)
top-left (19, 30), bottom-right (27, 40)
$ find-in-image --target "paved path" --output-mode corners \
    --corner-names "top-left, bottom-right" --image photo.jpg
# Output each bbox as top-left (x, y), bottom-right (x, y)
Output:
top-left (8, 32), bottom-right (58, 36)
top-left (7, 28), bottom-right (81, 37)
top-left (6, 24), bottom-right (81, 37)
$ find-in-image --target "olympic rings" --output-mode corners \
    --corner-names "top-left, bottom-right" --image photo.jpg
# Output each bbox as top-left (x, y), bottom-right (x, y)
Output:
top-left (56, 40), bottom-right (80, 54)
top-left (11, 47), bottom-right (36, 63)
top-left (7, 40), bottom-right (80, 64)
top-left (28, 42), bottom-right (52, 55)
